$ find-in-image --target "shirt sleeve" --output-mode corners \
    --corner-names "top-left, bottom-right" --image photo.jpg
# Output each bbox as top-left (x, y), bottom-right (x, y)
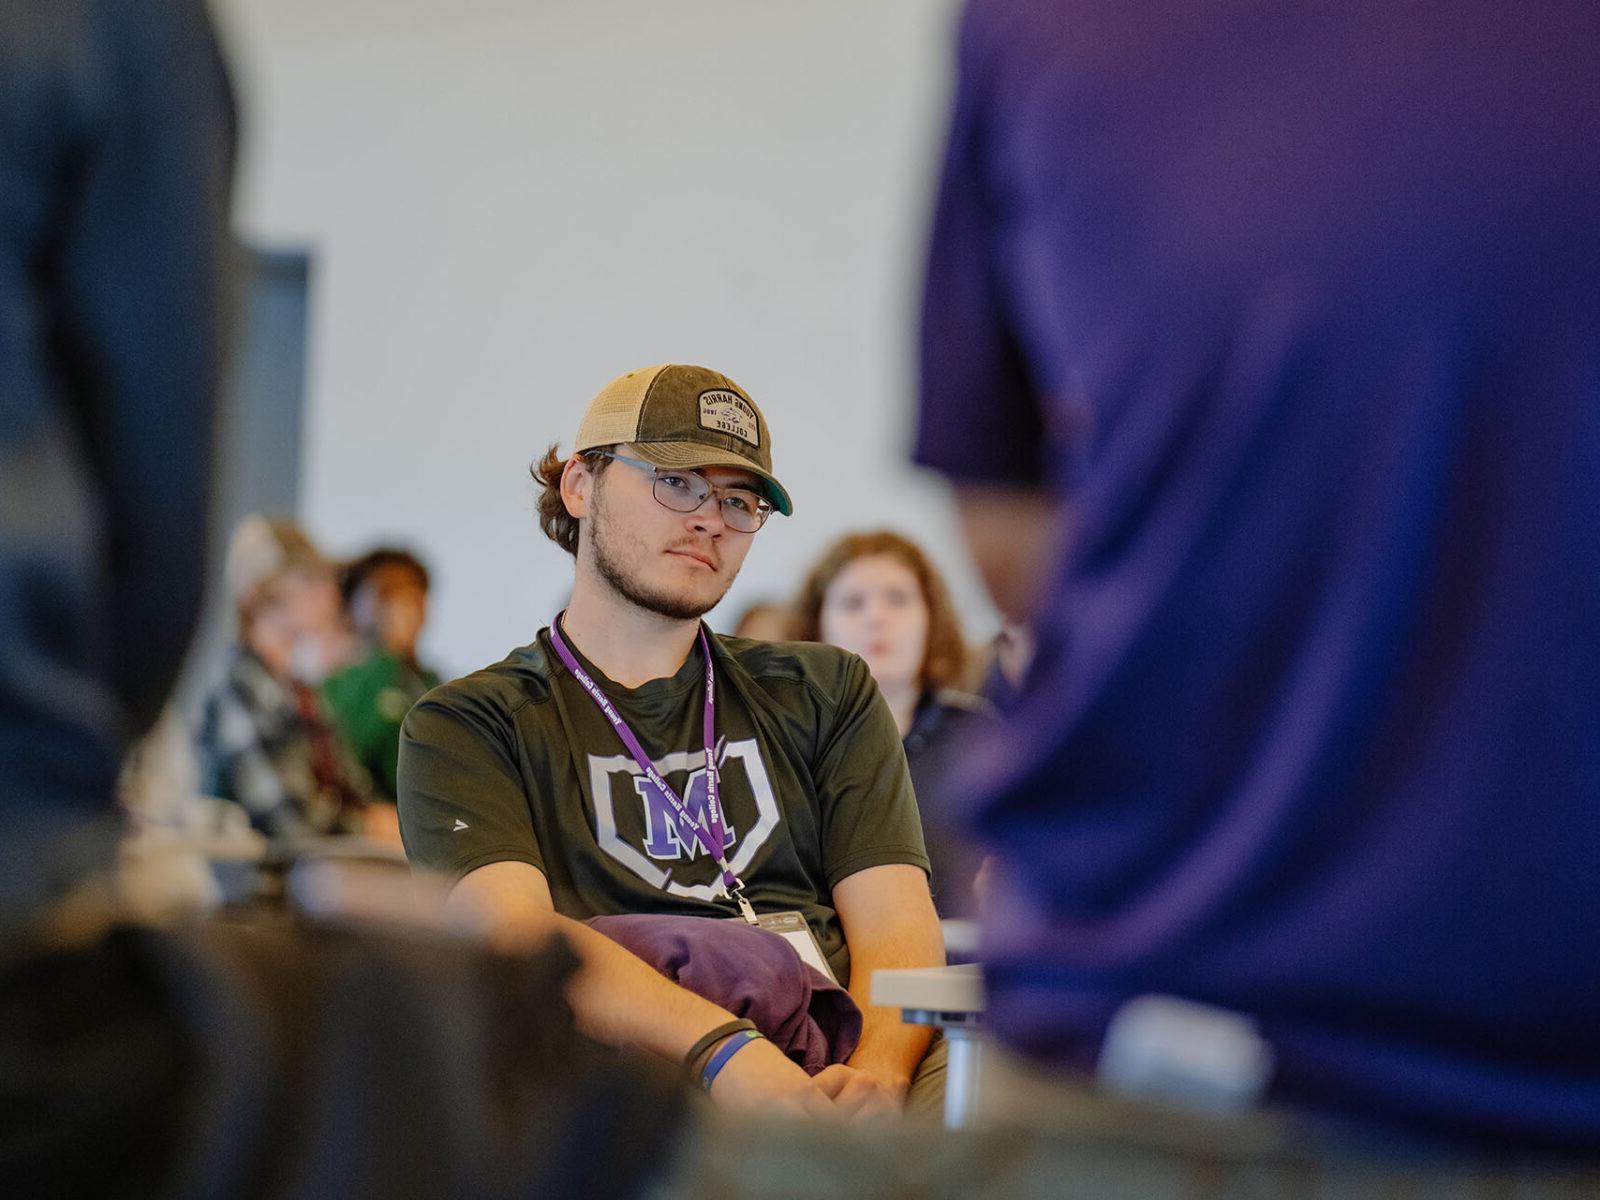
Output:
top-left (397, 687), bottom-right (545, 883)
top-left (813, 655), bottom-right (931, 889)
top-left (915, 1), bottom-right (1048, 486)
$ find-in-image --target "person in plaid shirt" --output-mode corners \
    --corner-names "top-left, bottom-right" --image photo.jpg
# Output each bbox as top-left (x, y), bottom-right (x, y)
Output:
top-left (196, 516), bottom-right (371, 838)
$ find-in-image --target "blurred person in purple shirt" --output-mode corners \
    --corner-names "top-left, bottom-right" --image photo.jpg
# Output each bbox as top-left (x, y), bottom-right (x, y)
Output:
top-left (916, 0), bottom-right (1600, 1149)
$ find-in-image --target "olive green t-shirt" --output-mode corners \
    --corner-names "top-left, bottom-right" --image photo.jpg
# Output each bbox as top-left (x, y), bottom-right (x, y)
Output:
top-left (397, 629), bottom-right (928, 984)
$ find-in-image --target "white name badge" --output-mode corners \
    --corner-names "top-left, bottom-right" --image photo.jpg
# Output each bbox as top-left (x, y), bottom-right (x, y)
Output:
top-left (728, 909), bottom-right (837, 983)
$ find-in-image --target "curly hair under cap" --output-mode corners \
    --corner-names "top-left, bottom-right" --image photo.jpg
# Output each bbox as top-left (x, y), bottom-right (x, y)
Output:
top-left (791, 529), bottom-right (970, 694)
top-left (531, 443), bottom-right (611, 557)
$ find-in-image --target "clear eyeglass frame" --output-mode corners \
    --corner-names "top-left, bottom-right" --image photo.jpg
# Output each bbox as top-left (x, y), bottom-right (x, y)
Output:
top-left (585, 449), bottom-right (774, 533)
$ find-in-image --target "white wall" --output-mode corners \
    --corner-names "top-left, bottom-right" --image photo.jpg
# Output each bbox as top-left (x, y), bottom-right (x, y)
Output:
top-left (214, 0), bottom-right (991, 678)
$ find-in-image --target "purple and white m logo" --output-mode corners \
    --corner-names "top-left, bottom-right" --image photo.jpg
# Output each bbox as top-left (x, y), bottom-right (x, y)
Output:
top-left (587, 738), bottom-right (781, 900)
top-left (636, 766), bottom-right (737, 861)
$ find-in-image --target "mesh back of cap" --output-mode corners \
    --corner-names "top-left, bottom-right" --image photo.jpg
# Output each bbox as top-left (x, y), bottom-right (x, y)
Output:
top-left (574, 364), bottom-right (670, 451)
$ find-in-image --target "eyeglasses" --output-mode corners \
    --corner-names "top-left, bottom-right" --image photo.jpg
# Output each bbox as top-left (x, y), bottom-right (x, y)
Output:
top-left (585, 450), bottom-right (774, 533)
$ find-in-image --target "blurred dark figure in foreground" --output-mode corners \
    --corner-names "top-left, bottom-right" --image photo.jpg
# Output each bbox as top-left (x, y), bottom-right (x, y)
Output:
top-left (0, 0), bottom-right (232, 914)
top-left (323, 547), bottom-right (442, 803)
top-left (0, 4), bottom-right (680, 1195)
top-left (916, 0), bottom-right (1600, 1149)
top-left (196, 516), bottom-right (373, 840)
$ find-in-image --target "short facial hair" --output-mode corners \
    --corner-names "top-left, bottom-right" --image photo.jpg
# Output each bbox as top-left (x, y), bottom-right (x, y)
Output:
top-left (587, 478), bottom-right (735, 621)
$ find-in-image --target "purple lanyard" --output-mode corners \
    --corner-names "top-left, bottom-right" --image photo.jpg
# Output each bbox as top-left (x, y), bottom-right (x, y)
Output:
top-left (548, 614), bottom-right (757, 924)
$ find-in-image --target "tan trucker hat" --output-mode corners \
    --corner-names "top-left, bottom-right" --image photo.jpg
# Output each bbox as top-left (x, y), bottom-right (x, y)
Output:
top-left (573, 364), bottom-right (793, 516)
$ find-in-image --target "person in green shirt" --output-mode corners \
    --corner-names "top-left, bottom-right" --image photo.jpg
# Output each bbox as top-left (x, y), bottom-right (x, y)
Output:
top-left (398, 364), bottom-right (945, 1120)
top-left (323, 548), bottom-right (443, 801)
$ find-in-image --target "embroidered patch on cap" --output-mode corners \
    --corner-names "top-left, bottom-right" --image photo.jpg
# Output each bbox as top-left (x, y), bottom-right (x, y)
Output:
top-left (698, 389), bottom-right (760, 447)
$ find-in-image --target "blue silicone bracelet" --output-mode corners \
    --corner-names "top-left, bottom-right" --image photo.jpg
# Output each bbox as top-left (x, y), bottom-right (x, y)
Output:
top-left (700, 1029), bottom-right (764, 1092)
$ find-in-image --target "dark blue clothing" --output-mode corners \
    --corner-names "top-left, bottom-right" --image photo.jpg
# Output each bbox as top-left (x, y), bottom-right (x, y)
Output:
top-left (905, 688), bottom-right (996, 916)
top-left (0, 920), bottom-right (683, 1198)
top-left (0, 0), bottom-right (234, 911)
top-left (916, 0), bottom-right (1600, 1147)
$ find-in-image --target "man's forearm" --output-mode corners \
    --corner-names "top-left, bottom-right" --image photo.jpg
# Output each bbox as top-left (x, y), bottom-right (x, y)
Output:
top-left (832, 864), bottom-right (946, 1092)
top-left (555, 912), bottom-right (737, 1058)
top-left (846, 1000), bottom-right (935, 1094)
top-left (843, 930), bottom-right (943, 1092)
top-left (446, 864), bottom-right (832, 1114)
top-left (832, 870), bottom-right (940, 1094)
top-left (447, 863), bottom-right (733, 1060)
top-left (475, 902), bottom-right (735, 1059)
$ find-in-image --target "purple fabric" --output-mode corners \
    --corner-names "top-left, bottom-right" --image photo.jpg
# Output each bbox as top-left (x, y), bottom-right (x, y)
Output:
top-left (586, 913), bottom-right (861, 1074)
top-left (916, 0), bottom-right (1600, 1149)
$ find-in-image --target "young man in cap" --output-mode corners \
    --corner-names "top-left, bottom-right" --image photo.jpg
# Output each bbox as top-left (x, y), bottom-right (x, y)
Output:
top-left (398, 364), bottom-right (945, 1116)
